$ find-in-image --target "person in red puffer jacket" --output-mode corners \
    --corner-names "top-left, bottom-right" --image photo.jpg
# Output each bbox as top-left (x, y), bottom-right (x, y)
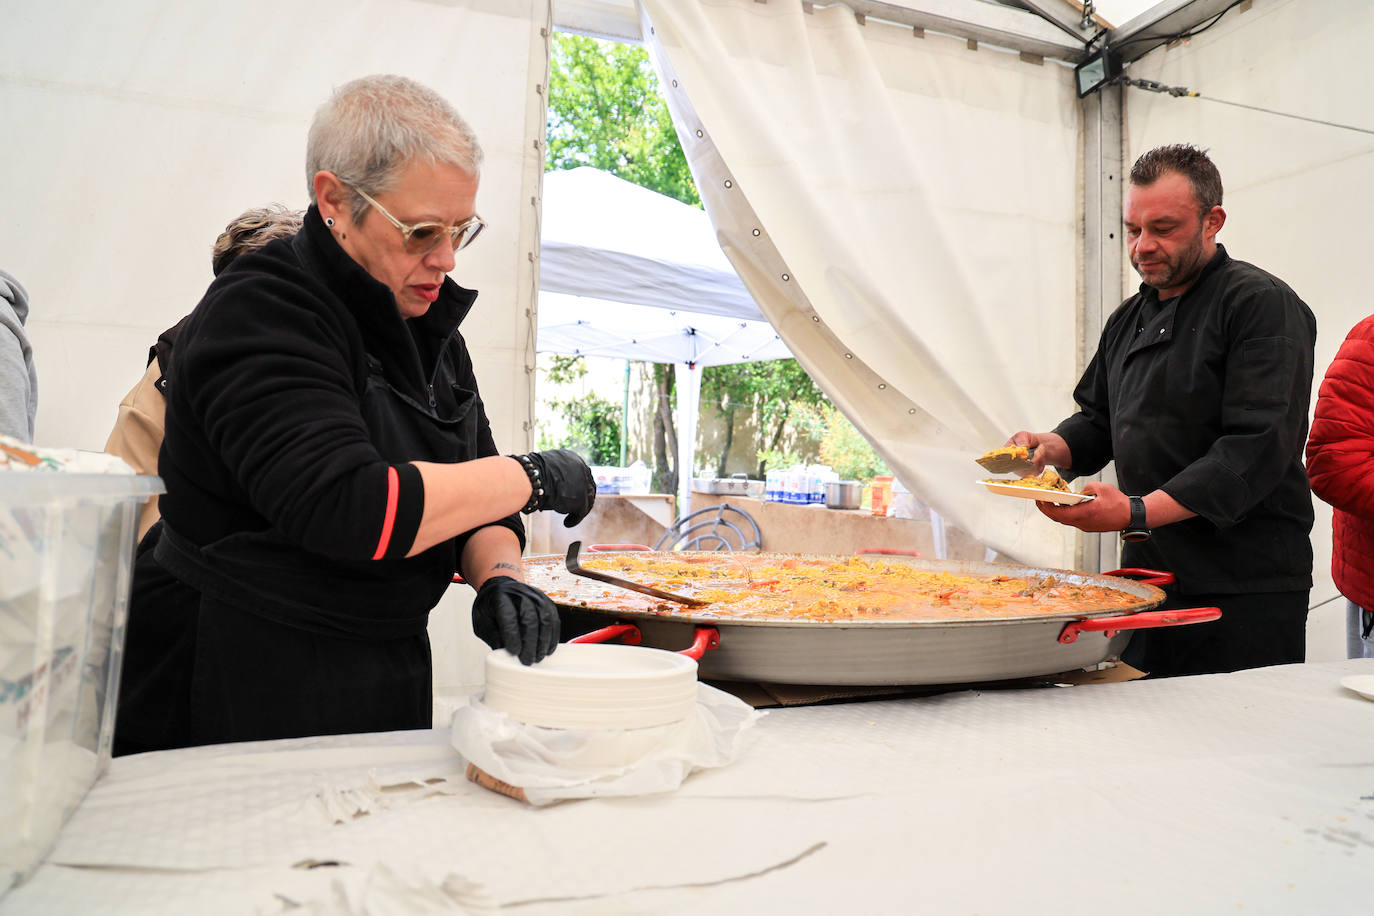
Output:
top-left (1306, 315), bottom-right (1374, 659)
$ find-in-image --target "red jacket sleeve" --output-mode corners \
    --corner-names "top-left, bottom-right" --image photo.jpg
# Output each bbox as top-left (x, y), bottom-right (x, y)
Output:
top-left (1307, 315), bottom-right (1374, 520)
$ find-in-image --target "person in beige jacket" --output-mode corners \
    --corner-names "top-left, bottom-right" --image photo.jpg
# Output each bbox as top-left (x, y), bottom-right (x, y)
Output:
top-left (105, 206), bottom-right (303, 539)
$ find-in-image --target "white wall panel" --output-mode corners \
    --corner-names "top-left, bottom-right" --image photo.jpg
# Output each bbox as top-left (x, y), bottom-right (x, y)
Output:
top-left (1, 0), bottom-right (547, 453)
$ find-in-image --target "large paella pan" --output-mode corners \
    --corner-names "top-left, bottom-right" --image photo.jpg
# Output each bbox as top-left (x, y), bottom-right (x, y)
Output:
top-left (523, 546), bottom-right (1219, 686)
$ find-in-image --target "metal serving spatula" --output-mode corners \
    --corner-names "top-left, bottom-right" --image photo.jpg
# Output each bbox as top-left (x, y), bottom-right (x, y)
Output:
top-left (565, 541), bottom-right (711, 608)
top-left (975, 446), bottom-right (1039, 477)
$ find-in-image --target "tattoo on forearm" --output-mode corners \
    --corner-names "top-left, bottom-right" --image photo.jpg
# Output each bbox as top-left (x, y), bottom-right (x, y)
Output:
top-left (492, 562), bottom-right (519, 574)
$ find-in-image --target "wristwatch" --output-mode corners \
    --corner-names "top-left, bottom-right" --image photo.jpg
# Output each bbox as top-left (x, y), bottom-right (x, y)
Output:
top-left (1122, 496), bottom-right (1151, 543)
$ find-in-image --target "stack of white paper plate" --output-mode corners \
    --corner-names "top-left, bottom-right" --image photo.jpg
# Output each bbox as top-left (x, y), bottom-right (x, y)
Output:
top-left (483, 643), bottom-right (699, 730)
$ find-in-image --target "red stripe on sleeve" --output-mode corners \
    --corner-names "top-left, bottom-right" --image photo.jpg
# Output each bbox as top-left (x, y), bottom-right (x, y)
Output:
top-left (372, 466), bottom-right (400, 560)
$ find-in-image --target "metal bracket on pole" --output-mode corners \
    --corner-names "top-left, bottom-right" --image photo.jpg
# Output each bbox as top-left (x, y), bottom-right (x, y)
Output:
top-left (1079, 79), bottom-right (1124, 574)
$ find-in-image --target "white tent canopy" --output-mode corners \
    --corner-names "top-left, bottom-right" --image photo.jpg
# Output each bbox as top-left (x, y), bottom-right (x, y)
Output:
top-left (537, 292), bottom-right (788, 366)
top-left (540, 166), bottom-right (766, 321)
top-left (536, 167), bottom-right (790, 511)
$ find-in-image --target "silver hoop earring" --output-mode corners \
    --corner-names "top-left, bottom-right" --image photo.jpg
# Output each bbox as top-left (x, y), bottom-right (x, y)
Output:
top-left (325, 217), bottom-right (335, 227)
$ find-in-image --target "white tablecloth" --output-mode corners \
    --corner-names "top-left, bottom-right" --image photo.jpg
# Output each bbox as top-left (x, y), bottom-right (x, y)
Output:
top-left (4, 660), bottom-right (1372, 914)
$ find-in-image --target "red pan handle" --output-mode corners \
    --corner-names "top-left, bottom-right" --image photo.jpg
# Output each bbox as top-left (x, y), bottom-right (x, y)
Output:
top-left (856, 548), bottom-right (922, 557)
top-left (567, 623), bottom-right (720, 660)
top-left (1058, 606), bottom-right (1221, 644)
top-left (588, 544), bottom-right (653, 552)
top-left (679, 627), bottom-right (721, 660)
top-left (569, 623), bottom-right (643, 646)
top-left (1104, 568), bottom-right (1176, 587)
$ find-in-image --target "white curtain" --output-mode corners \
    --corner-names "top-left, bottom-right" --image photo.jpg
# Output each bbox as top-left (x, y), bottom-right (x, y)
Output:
top-left (639, 0), bottom-right (1083, 567)
top-left (1122, 0), bottom-right (1374, 644)
top-left (2, 0), bottom-right (548, 456)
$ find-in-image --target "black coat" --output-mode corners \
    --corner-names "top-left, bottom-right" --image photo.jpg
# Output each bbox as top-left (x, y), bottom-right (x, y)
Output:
top-left (158, 205), bottom-right (523, 625)
top-left (1054, 245), bottom-right (1316, 595)
top-left (117, 206), bottom-right (521, 752)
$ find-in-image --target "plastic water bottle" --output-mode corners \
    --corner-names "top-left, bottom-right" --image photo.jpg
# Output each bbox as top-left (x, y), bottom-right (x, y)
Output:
top-left (815, 467), bottom-right (837, 504)
top-left (810, 465), bottom-right (832, 504)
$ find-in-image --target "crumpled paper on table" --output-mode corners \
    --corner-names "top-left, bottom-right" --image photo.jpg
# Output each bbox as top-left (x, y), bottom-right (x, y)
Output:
top-left (451, 682), bottom-right (763, 805)
top-left (260, 861), bottom-right (498, 916)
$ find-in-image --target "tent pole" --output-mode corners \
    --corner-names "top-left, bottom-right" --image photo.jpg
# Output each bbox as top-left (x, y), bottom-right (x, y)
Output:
top-left (621, 359), bottom-right (630, 467)
top-left (674, 361), bottom-right (702, 520)
top-left (1080, 80), bottom-right (1124, 574)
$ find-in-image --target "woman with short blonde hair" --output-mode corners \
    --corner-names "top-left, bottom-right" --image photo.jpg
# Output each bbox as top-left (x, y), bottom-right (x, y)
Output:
top-left (116, 75), bottom-right (594, 754)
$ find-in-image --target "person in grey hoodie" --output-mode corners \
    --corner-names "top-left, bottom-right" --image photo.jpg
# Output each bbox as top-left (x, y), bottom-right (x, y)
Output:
top-left (0, 269), bottom-right (37, 442)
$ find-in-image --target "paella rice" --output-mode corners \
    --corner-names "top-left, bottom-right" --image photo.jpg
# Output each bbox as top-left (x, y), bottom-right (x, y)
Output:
top-left (980, 468), bottom-right (1074, 493)
top-left (528, 553), bottom-right (1142, 622)
top-left (977, 444), bottom-right (1031, 462)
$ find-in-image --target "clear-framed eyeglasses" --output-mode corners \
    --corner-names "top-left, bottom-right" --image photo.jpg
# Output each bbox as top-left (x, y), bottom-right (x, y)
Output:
top-left (347, 183), bottom-right (485, 255)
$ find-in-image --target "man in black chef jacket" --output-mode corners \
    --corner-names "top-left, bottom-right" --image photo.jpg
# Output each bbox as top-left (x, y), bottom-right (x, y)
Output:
top-left (1008, 143), bottom-right (1316, 678)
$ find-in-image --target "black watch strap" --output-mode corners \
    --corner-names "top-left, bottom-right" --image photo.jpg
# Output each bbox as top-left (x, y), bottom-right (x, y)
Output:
top-left (1123, 495), bottom-right (1151, 542)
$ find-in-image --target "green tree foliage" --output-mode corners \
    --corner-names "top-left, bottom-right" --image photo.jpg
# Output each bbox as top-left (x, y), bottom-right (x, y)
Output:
top-left (543, 354), bottom-right (588, 386)
top-left (548, 394), bottom-right (623, 466)
top-left (547, 33), bottom-right (700, 207)
top-left (817, 404), bottom-right (890, 483)
top-left (701, 359), bottom-right (826, 478)
top-left (538, 356), bottom-right (623, 466)
top-left (546, 31), bottom-right (696, 498)
top-left (750, 400), bottom-right (889, 484)
top-left (545, 33), bottom-right (870, 494)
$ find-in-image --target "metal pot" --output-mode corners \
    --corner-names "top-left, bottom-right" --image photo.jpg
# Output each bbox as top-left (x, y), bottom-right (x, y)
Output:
top-left (522, 552), bottom-right (1220, 686)
top-left (691, 474), bottom-right (764, 497)
top-left (824, 480), bottom-right (863, 510)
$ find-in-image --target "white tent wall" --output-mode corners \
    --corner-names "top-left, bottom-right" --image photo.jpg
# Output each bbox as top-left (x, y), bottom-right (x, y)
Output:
top-left (1122, 0), bottom-right (1372, 661)
top-left (639, 0), bottom-right (1084, 568)
top-left (1, 0), bottom-right (551, 694)
top-left (2, 0), bottom-right (546, 454)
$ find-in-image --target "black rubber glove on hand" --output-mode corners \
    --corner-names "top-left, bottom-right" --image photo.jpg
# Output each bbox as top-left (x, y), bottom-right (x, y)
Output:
top-left (471, 576), bottom-right (560, 666)
top-left (518, 448), bottom-right (597, 528)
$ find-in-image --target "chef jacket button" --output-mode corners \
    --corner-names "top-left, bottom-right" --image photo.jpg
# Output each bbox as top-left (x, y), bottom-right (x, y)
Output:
top-left (1158, 328), bottom-right (1165, 335)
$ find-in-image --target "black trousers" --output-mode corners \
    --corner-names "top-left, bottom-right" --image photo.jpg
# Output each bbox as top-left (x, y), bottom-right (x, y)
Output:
top-left (115, 531), bottom-right (431, 756)
top-left (1120, 588), bottom-right (1308, 678)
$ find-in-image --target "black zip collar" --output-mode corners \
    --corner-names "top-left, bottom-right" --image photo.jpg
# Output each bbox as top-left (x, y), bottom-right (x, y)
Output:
top-left (292, 205), bottom-right (479, 395)
top-left (1124, 244), bottom-right (1232, 358)
top-left (292, 204), bottom-right (478, 341)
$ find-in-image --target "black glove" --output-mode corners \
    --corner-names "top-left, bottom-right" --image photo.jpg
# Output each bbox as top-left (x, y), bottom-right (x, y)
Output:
top-left (514, 449), bottom-right (597, 528)
top-left (471, 575), bottom-right (560, 666)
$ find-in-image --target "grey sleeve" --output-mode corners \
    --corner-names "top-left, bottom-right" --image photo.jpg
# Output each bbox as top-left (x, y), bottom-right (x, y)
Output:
top-left (0, 316), bottom-right (36, 442)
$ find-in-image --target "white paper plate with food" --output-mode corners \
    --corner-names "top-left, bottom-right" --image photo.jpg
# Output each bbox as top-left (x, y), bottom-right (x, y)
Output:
top-left (979, 479), bottom-right (1096, 506)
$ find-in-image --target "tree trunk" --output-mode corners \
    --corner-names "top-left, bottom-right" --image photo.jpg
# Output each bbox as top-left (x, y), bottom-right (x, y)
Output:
top-left (651, 367), bottom-right (677, 497)
top-left (652, 407), bottom-right (669, 491)
top-left (767, 404), bottom-right (792, 453)
top-left (754, 402), bottom-right (793, 479)
top-left (716, 406), bottom-right (735, 478)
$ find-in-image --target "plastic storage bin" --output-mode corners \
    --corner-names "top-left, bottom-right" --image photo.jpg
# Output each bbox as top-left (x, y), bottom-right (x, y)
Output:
top-left (0, 472), bottom-right (163, 896)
